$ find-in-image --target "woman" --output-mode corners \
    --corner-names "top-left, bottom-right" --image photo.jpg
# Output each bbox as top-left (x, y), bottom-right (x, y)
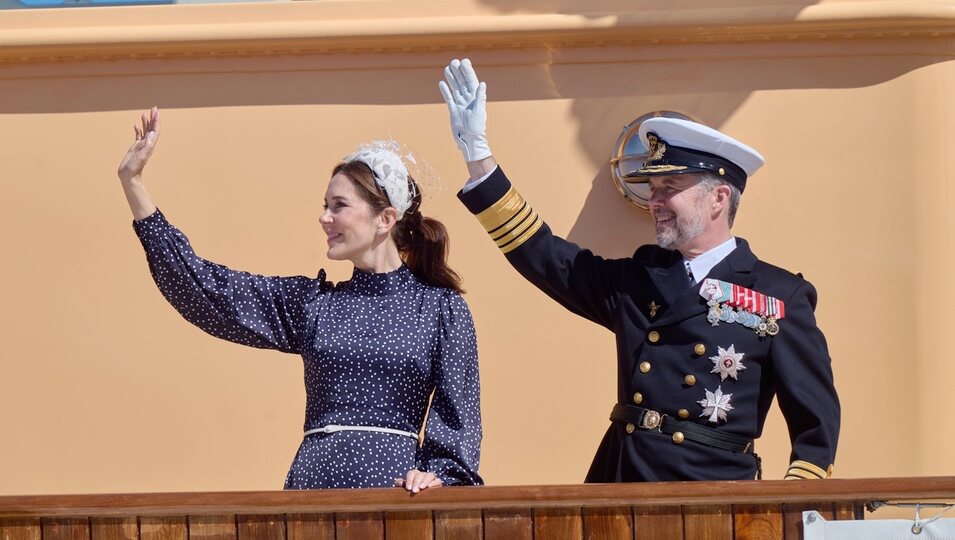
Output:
top-left (118, 108), bottom-right (482, 491)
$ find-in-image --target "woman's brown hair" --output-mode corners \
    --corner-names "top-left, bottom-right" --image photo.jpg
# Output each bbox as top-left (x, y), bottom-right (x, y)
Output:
top-left (331, 161), bottom-right (464, 293)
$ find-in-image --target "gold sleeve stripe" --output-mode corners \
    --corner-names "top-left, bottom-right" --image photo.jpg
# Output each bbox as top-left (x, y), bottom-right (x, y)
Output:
top-left (490, 202), bottom-right (532, 239)
top-left (499, 215), bottom-right (543, 254)
top-left (476, 187), bottom-right (525, 231)
top-left (786, 460), bottom-right (830, 479)
top-left (474, 186), bottom-right (543, 254)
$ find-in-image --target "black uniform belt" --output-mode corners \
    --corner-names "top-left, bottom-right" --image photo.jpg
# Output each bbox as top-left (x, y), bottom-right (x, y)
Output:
top-left (610, 403), bottom-right (754, 454)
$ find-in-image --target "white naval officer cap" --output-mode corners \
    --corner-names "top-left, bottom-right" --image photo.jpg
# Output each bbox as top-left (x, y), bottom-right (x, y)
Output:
top-left (628, 117), bottom-right (765, 192)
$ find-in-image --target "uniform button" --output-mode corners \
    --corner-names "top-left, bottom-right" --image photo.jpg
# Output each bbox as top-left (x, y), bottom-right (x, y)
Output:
top-left (684, 374), bottom-right (696, 386)
top-left (672, 432), bottom-right (685, 444)
top-left (639, 362), bottom-right (651, 373)
top-left (694, 344), bottom-right (706, 356)
top-left (648, 331), bottom-right (660, 343)
top-left (678, 409), bottom-right (689, 419)
top-left (626, 423), bottom-right (636, 434)
top-left (632, 392), bottom-right (643, 405)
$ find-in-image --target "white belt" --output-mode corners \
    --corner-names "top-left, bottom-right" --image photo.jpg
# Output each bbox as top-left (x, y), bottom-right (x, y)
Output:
top-left (304, 424), bottom-right (420, 442)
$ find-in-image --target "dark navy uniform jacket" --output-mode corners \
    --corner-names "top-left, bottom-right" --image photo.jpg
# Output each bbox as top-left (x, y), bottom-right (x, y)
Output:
top-left (459, 167), bottom-right (839, 481)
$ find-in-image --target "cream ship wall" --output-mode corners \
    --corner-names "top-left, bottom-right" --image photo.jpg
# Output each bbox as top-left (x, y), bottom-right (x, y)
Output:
top-left (0, 0), bottom-right (952, 493)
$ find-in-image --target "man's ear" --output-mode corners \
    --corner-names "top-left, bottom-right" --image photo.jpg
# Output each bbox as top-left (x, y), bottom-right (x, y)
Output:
top-left (713, 183), bottom-right (732, 216)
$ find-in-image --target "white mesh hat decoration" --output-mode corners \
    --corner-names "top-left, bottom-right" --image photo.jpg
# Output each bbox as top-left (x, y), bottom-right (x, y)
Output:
top-left (344, 140), bottom-right (420, 220)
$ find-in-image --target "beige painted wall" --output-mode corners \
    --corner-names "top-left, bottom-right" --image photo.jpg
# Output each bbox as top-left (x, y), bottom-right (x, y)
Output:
top-left (1, 0), bottom-right (953, 494)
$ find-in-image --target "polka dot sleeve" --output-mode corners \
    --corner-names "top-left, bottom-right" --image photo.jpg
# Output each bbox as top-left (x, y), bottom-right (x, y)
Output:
top-left (132, 209), bottom-right (325, 354)
top-left (418, 291), bottom-right (483, 486)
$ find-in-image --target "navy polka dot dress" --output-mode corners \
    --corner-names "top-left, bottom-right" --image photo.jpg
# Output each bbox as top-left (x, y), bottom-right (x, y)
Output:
top-left (134, 210), bottom-right (482, 489)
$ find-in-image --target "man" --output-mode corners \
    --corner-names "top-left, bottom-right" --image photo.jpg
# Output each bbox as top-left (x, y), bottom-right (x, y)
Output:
top-left (439, 58), bottom-right (839, 481)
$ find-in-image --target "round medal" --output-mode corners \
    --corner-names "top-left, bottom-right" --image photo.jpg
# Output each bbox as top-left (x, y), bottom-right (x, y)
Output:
top-left (767, 319), bottom-right (780, 336)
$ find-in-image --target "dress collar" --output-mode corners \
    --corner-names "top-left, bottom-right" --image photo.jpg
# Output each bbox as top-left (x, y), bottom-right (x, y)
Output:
top-left (346, 264), bottom-right (415, 295)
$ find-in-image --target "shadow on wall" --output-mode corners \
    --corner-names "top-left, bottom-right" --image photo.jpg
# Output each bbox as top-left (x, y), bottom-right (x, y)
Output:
top-left (0, 32), bottom-right (945, 258)
top-left (483, 50), bottom-right (940, 257)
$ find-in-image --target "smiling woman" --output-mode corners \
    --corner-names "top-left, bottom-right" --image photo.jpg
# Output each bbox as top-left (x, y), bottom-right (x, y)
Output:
top-left (117, 108), bottom-right (482, 492)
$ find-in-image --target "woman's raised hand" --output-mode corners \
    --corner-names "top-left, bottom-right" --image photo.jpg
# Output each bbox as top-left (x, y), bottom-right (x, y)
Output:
top-left (118, 107), bottom-right (161, 183)
top-left (118, 107), bottom-right (160, 220)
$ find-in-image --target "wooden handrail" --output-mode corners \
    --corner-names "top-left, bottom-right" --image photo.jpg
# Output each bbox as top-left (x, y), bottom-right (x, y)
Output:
top-left (2, 477), bottom-right (953, 517)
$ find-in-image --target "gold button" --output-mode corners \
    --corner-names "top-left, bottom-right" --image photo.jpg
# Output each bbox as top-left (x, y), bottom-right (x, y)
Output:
top-left (672, 432), bottom-right (685, 444)
top-left (694, 344), bottom-right (706, 356)
top-left (678, 409), bottom-right (689, 419)
top-left (632, 392), bottom-right (643, 405)
top-left (639, 362), bottom-right (651, 373)
top-left (718, 167), bottom-right (725, 176)
top-left (648, 331), bottom-right (660, 343)
top-left (684, 374), bottom-right (696, 386)
top-left (626, 423), bottom-right (636, 434)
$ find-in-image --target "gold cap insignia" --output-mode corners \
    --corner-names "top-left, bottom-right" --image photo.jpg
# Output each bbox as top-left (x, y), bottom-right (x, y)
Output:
top-left (645, 134), bottom-right (666, 164)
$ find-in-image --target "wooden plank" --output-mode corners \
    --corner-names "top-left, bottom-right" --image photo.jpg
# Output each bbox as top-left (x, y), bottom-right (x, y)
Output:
top-left (0, 518), bottom-right (41, 540)
top-left (535, 508), bottom-right (582, 540)
top-left (141, 516), bottom-right (188, 540)
top-left (189, 514), bottom-right (236, 540)
top-left (734, 504), bottom-right (783, 540)
top-left (335, 512), bottom-right (383, 540)
top-left (92, 517), bottom-right (139, 540)
top-left (684, 504), bottom-right (732, 540)
top-left (781, 503), bottom-right (832, 540)
top-left (42, 518), bottom-right (89, 540)
top-left (483, 509), bottom-right (532, 540)
top-left (385, 511), bottom-right (432, 540)
top-left (582, 506), bottom-right (632, 540)
top-left (286, 514), bottom-right (333, 540)
top-left (238, 514), bottom-right (284, 540)
top-left (434, 509), bottom-right (482, 540)
top-left (635, 506), bottom-right (683, 540)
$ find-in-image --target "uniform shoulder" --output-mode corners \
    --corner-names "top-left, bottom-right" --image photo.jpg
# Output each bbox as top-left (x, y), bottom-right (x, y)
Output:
top-left (750, 259), bottom-right (818, 305)
top-left (633, 243), bottom-right (662, 258)
top-left (752, 259), bottom-right (807, 283)
top-left (633, 243), bottom-right (677, 264)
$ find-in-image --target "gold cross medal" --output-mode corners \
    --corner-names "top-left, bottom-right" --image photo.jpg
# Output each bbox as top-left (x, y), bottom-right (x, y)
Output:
top-left (649, 301), bottom-right (660, 319)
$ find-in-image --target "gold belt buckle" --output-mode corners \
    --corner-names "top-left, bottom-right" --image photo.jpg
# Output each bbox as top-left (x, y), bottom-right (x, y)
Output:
top-left (640, 409), bottom-right (664, 431)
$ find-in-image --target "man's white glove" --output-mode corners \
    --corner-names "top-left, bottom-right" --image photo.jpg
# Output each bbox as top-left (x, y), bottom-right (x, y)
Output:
top-left (439, 58), bottom-right (492, 162)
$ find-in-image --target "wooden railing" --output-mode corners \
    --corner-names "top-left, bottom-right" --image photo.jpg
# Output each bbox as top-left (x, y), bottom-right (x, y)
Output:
top-left (1, 477), bottom-right (953, 539)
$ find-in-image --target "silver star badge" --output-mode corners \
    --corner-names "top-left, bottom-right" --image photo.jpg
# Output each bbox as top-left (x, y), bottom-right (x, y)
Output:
top-left (710, 345), bottom-right (746, 381)
top-left (699, 386), bottom-right (734, 424)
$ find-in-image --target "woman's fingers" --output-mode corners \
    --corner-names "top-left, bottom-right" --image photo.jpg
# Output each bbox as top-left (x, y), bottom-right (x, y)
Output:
top-left (397, 470), bottom-right (443, 493)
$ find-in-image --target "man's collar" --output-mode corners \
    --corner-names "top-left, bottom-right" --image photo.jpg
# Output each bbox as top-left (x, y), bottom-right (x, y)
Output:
top-left (683, 237), bottom-right (737, 283)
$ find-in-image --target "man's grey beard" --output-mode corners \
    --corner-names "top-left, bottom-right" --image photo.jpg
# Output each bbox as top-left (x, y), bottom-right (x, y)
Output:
top-left (655, 206), bottom-right (706, 251)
